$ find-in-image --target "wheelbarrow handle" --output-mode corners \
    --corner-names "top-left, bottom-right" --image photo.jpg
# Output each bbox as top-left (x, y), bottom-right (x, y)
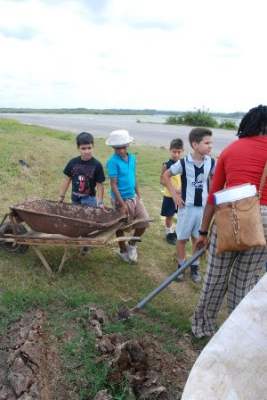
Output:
top-left (134, 247), bottom-right (206, 311)
top-left (0, 213), bottom-right (9, 227)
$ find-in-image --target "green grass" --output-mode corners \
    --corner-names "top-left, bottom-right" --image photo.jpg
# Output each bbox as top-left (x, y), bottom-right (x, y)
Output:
top-left (0, 118), bottom-right (213, 398)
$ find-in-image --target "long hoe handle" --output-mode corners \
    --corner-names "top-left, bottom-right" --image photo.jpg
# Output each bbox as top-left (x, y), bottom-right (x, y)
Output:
top-left (133, 247), bottom-right (206, 311)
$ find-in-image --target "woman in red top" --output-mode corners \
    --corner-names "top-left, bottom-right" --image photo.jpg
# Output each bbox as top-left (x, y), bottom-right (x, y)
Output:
top-left (192, 105), bottom-right (267, 338)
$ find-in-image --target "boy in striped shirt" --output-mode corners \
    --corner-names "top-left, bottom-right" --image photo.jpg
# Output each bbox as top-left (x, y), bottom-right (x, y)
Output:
top-left (163, 128), bottom-right (215, 283)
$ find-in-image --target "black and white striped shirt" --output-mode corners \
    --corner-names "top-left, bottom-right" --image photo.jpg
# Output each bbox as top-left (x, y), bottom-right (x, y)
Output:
top-left (169, 154), bottom-right (215, 207)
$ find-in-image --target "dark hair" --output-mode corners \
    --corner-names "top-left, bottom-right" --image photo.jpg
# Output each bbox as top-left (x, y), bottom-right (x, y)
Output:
top-left (76, 132), bottom-right (94, 146)
top-left (170, 138), bottom-right (184, 150)
top-left (189, 128), bottom-right (212, 146)
top-left (237, 105), bottom-right (267, 138)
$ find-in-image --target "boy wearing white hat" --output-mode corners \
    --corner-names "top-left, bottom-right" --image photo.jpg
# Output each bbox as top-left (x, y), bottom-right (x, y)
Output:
top-left (106, 129), bottom-right (149, 263)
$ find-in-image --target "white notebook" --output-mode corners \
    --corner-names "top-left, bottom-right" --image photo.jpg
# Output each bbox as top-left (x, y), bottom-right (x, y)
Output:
top-left (214, 184), bottom-right (257, 205)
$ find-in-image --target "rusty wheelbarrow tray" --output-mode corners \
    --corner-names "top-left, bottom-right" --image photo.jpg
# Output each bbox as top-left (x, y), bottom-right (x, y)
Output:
top-left (10, 199), bottom-right (127, 237)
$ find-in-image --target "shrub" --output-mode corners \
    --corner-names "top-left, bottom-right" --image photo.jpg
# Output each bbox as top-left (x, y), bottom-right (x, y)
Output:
top-left (165, 116), bottom-right (179, 125)
top-left (166, 110), bottom-right (218, 128)
top-left (218, 120), bottom-right (237, 130)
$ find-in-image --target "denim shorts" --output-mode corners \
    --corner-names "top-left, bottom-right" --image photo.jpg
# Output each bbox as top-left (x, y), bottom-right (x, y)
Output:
top-left (72, 194), bottom-right (97, 207)
top-left (176, 205), bottom-right (204, 240)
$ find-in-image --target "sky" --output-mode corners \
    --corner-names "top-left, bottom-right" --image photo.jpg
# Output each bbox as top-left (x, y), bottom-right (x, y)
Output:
top-left (0, 0), bottom-right (266, 112)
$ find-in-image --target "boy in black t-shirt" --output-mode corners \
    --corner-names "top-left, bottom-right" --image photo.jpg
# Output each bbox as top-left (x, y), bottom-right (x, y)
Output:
top-left (59, 132), bottom-right (105, 207)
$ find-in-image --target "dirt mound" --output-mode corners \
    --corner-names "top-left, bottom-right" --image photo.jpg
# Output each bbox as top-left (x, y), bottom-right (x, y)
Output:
top-left (0, 310), bottom-right (66, 400)
top-left (89, 307), bottom-right (194, 400)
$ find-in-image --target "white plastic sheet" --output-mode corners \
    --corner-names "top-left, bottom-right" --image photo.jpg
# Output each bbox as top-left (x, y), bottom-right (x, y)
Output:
top-left (182, 273), bottom-right (267, 400)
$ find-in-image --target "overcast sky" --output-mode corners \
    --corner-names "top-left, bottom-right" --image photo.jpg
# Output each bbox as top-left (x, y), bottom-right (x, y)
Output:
top-left (0, 0), bottom-right (266, 112)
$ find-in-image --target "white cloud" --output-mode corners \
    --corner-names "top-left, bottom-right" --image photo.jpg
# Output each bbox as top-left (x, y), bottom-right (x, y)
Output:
top-left (0, 0), bottom-right (266, 111)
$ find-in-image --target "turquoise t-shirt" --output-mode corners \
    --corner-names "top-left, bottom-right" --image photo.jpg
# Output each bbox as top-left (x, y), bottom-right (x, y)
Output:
top-left (106, 153), bottom-right (136, 199)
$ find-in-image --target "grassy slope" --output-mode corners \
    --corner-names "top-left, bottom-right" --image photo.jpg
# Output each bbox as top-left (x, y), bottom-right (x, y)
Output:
top-left (0, 119), bottom-right (212, 398)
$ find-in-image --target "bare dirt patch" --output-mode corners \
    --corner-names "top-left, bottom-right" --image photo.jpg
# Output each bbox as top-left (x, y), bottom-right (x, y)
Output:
top-left (0, 306), bottom-right (199, 400)
top-left (0, 310), bottom-right (67, 400)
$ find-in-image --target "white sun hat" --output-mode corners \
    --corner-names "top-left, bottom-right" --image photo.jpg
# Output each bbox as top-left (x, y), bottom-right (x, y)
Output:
top-left (105, 129), bottom-right (134, 147)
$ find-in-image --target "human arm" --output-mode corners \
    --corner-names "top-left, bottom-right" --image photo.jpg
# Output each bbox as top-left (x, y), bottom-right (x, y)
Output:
top-left (59, 176), bottom-right (72, 202)
top-left (259, 161), bottom-right (267, 199)
top-left (96, 182), bottom-right (104, 208)
top-left (208, 158), bottom-right (216, 190)
top-left (110, 178), bottom-right (128, 214)
top-left (160, 163), bottom-right (167, 185)
top-left (135, 175), bottom-right (142, 199)
top-left (95, 162), bottom-right (106, 207)
top-left (162, 162), bottom-right (184, 207)
top-left (195, 203), bottom-right (216, 248)
top-left (197, 155), bottom-right (226, 248)
top-left (206, 155), bottom-right (226, 204)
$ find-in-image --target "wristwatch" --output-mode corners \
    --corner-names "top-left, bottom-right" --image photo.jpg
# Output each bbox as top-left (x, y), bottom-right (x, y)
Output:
top-left (198, 229), bottom-right (208, 236)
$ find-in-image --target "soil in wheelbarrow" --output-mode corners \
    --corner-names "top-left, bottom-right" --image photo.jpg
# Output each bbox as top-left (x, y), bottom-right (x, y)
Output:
top-left (0, 307), bottom-right (200, 399)
top-left (10, 199), bottom-right (127, 237)
top-left (12, 199), bottom-right (126, 224)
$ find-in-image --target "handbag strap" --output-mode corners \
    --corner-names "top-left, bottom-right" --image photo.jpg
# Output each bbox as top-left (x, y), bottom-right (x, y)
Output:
top-left (231, 203), bottom-right (240, 244)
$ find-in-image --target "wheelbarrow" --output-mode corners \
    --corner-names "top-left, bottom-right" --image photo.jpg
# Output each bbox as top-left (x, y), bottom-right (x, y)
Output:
top-left (0, 199), bottom-right (149, 275)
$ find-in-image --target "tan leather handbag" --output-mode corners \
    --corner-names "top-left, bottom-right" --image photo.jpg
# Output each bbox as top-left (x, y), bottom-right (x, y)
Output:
top-left (215, 195), bottom-right (266, 254)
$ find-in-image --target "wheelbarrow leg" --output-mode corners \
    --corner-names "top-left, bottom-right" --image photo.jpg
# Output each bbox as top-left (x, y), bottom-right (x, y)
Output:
top-left (58, 246), bottom-right (70, 273)
top-left (32, 247), bottom-right (53, 276)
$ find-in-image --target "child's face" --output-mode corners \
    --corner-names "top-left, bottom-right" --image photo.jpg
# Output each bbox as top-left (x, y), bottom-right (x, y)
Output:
top-left (78, 143), bottom-right (94, 160)
top-left (192, 135), bottom-right (213, 156)
top-left (114, 145), bottom-right (128, 157)
top-left (170, 148), bottom-right (184, 162)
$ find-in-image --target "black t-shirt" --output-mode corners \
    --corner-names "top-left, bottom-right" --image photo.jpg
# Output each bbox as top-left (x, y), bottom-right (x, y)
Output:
top-left (164, 159), bottom-right (176, 169)
top-left (63, 156), bottom-right (105, 197)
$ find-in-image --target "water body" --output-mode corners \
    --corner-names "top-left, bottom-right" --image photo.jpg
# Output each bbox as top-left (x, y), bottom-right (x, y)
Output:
top-left (0, 113), bottom-right (237, 154)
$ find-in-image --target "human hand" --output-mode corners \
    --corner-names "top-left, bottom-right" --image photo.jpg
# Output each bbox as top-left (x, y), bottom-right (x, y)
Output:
top-left (195, 235), bottom-right (209, 250)
top-left (120, 201), bottom-right (129, 216)
top-left (58, 195), bottom-right (65, 204)
top-left (173, 193), bottom-right (184, 208)
top-left (98, 203), bottom-right (110, 213)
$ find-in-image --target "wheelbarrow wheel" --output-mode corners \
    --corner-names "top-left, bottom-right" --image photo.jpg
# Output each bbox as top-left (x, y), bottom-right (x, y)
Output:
top-left (0, 223), bottom-right (29, 254)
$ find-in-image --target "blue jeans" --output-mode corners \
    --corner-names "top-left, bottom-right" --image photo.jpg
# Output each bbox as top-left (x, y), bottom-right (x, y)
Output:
top-left (72, 194), bottom-right (97, 207)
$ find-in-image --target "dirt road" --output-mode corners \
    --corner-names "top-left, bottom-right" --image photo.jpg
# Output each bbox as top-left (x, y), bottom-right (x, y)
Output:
top-left (0, 113), bottom-right (237, 153)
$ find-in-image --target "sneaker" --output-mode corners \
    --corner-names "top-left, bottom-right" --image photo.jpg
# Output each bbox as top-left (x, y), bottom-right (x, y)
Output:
top-left (166, 232), bottom-right (177, 245)
top-left (116, 250), bottom-right (130, 263)
top-left (127, 244), bottom-right (138, 263)
top-left (175, 264), bottom-right (184, 281)
top-left (191, 265), bottom-right (202, 283)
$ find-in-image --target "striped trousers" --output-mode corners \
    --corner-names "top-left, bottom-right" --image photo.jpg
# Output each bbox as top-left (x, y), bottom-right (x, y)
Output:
top-left (191, 206), bottom-right (267, 338)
